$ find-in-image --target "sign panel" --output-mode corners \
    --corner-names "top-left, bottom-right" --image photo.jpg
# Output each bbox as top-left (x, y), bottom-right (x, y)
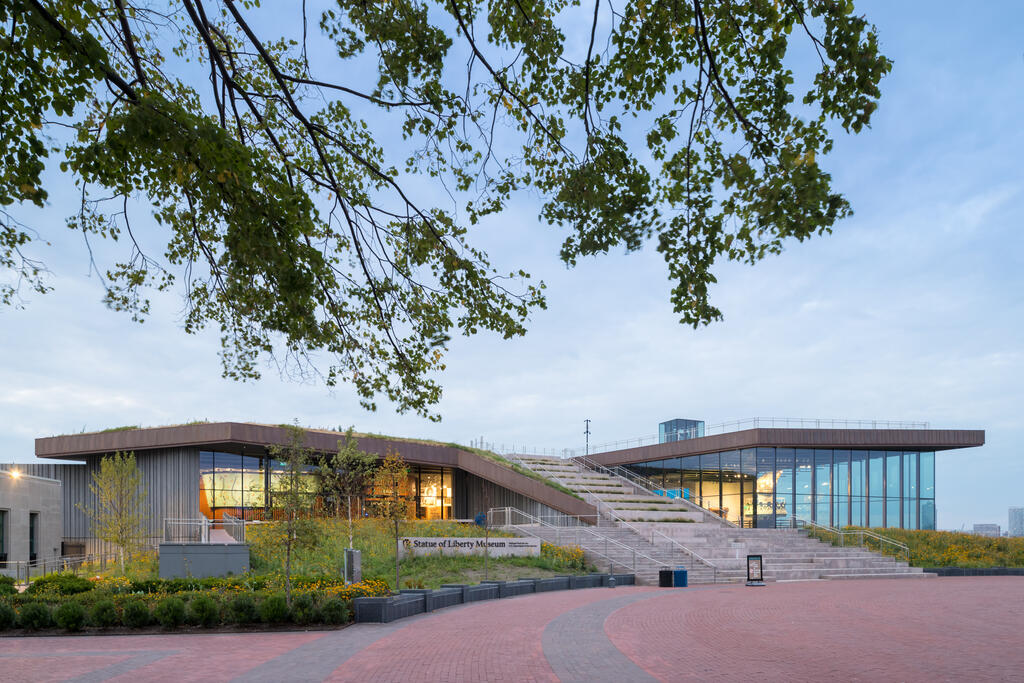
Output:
top-left (746, 554), bottom-right (764, 583)
top-left (399, 537), bottom-right (540, 559)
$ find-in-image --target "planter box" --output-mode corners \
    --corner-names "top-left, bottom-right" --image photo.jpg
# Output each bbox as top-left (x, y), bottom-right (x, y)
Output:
top-left (425, 588), bottom-right (463, 612)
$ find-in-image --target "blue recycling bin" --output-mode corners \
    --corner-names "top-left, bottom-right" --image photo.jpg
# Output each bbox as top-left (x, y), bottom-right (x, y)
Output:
top-left (673, 568), bottom-right (688, 587)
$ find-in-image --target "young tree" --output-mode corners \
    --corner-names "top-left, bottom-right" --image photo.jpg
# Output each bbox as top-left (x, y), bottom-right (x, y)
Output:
top-left (1, 2), bottom-right (890, 418)
top-left (370, 450), bottom-right (413, 592)
top-left (314, 428), bottom-right (378, 548)
top-left (268, 424), bottom-right (320, 607)
top-left (78, 451), bottom-right (148, 574)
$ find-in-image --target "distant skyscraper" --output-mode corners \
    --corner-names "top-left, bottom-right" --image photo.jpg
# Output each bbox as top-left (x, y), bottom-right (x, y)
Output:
top-left (973, 523), bottom-right (1001, 537)
top-left (1009, 508), bottom-right (1024, 537)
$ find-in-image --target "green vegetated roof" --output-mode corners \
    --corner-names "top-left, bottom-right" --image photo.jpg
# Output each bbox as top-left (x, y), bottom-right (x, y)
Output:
top-left (52, 422), bottom-right (582, 502)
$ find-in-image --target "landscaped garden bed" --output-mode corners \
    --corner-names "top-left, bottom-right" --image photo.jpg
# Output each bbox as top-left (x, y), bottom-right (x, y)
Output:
top-left (1, 519), bottom-right (593, 634)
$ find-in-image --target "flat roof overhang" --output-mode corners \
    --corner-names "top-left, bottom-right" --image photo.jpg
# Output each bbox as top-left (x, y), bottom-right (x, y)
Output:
top-left (35, 422), bottom-right (596, 520)
top-left (582, 428), bottom-right (986, 468)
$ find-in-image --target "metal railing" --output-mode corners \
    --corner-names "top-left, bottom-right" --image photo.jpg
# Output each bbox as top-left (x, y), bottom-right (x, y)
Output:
top-left (0, 548), bottom-right (157, 585)
top-left (786, 518), bottom-right (910, 562)
top-left (489, 506), bottom-right (667, 575)
top-left (164, 517), bottom-right (210, 543)
top-left (503, 454), bottom-right (718, 579)
top-left (221, 513), bottom-right (246, 543)
top-left (502, 417), bottom-right (931, 458)
top-left (575, 455), bottom-right (739, 529)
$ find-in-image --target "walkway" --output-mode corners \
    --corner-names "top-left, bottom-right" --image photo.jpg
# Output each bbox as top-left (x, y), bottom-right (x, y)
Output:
top-left (2, 578), bottom-right (1022, 682)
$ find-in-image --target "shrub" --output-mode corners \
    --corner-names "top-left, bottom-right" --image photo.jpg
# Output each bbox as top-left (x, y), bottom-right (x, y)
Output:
top-left (54, 602), bottom-right (87, 631)
top-left (89, 600), bottom-right (118, 628)
top-left (0, 575), bottom-right (16, 596)
top-left (18, 602), bottom-right (52, 630)
top-left (258, 594), bottom-right (290, 624)
top-left (27, 573), bottom-right (93, 596)
top-left (154, 597), bottom-right (186, 628)
top-left (188, 595), bottom-right (220, 628)
top-left (320, 598), bottom-right (349, 625)
top-left (229, 594), bottom-right (258, 624)
top-left (291, 593), bottom-right (316, 625)
top-left (121, 600), bottom-right (151, 628)
top-left (0, 602), bottom-right (16, 629)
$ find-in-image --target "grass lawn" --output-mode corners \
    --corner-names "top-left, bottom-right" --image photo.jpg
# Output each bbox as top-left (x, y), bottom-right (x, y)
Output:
top-left (248, 518), bottom-right (593, 589)
top-left (808, 527), bottom-right (1024, 568)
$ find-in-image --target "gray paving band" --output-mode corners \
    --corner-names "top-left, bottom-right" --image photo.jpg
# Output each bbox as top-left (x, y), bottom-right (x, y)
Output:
top-left (542, 589), bottom-right (679, 683)
top-left (63, 650), bottom-right (181, 683)
top-left (230, 605), bottom-right (474, 683)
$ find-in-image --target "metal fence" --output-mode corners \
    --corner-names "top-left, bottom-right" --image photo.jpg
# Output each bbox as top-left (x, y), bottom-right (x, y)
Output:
top-left (480, 417), bottom-right (931, 458)
top-left (0, 548), bottom-right (157, 585)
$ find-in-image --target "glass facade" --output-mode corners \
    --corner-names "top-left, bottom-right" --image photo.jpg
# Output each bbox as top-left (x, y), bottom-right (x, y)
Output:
top-left (199, 450), bottom-right (454, 521)
top-left (624, 448), bottom-right (936, 529)
top-left (659, 419), bottom-right (706, 443)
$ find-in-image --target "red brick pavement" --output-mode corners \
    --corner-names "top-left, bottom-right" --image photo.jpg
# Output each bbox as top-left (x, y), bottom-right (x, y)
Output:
top-left (328, 586), bottom-right (660, 683)
top-left (605, 577), bottom-right (1024, 681)
top-left (2, 579), bottom-right (1022, 682)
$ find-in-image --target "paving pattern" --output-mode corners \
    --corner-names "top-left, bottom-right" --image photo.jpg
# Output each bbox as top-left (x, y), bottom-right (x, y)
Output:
top-left (2, 578), bottom-right (1023, 682)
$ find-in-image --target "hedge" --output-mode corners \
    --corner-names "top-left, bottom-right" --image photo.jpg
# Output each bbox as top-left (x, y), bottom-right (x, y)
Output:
top-left (0, 590), bottom-right (358, 632)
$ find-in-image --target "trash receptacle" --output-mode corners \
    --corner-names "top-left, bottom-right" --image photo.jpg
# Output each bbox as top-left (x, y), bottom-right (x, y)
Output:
top-left (673, 568), bottom-right (688, 587)
top-left (658, 569), bottom-right (673, 587)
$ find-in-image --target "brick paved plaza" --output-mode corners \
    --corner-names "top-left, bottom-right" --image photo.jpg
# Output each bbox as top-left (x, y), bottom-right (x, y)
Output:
top-left (2, 577), bottom-right (1022, 682)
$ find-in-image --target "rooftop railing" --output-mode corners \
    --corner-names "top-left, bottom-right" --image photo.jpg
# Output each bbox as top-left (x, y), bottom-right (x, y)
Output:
top-left (489, 417), bottom-right (931, 458)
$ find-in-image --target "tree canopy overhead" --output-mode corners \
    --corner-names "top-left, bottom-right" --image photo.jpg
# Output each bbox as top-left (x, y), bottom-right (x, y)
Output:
top-left (1, 0), bottom-right (890, 417)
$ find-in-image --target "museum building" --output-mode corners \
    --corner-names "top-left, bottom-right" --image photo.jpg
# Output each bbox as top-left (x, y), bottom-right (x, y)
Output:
top-left (586, 419), bottom-right (986, 530)
top-left (2, 422), bottom-right (595, 555)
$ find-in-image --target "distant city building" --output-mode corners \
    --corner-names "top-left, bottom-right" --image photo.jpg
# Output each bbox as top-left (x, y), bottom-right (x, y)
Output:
top-left (659, 419), bottom-right (705, 443)
top-left (973, 523), bottom-right (1001, 537)
top-left (1009, 507), bottom-right (1024, 537)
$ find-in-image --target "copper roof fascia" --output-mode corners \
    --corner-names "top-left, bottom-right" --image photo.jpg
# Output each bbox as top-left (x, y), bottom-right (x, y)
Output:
top-left (35, 422), bottom-right (595, 519)
top-left (582, 428), bottom-right (986, 467)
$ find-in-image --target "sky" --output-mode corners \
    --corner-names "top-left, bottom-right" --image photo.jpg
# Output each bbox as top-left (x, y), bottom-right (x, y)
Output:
top-left (1, 1), bottom-right (1022, 531)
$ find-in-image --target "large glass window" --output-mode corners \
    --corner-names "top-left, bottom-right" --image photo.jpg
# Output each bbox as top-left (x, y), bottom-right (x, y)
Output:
top-left (681, 456), bottom-right (701, 503)
top-left (833, 450), bottom-right (850, 527)
top-left (921, 499), bottom-right (936, 530)
top-left (850, 450), bottom-right (867, 527)
top-left (719, 451), bottom-right (742, 526)
top-left (886, 452), bottom-right (901, 528)
top-left (662, 458), bottom-right (682, 497)
top-left (0, 509), bottom-right (7, 561)
top-left (700, 452), bottom-right (722, 515)
top-left (814, 449), bottom-right (832, 525)
top-left (775, 448), bottom-right (794, 527)
top-left (920, 452), bottom-right (935, 498)
top-left (867, 451), bottom-right (884, 527)
top-left (795, 449), bottom-right (813, 523)
top-left (904, 452), bottom-right (917, 529)
top-left (755, 448), bottom-right (775, 528)
top-left (741, 449), bottom-right (757, 528)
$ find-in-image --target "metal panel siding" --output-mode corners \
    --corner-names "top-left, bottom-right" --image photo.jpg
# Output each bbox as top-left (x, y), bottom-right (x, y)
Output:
top-left (3, 448), bottom-right (199, 551)
top-left (457, 473), bottom-right (587, 526)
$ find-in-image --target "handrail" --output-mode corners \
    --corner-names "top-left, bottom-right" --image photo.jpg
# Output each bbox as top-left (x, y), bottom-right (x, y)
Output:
top-left (1, 546), bottom-right (158, 585)
top-left (489, 506), bottom-right (669, 574)
top-left (221, 513), bottom-right (247, 543)
top-left (789, 518), bottom-right (910, 561)
top-left (506, 455), bottom-right (718, 577)
top-left (575, 455), bottom-right (739, 529)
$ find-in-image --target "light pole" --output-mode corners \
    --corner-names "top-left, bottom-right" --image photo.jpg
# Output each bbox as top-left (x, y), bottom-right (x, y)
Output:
top-left (584, 419), bottom-right (591, 456)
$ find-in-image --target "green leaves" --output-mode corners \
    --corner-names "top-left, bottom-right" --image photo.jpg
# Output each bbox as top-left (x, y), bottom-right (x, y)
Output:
top-left (1, 0), bottom-right (888, 414)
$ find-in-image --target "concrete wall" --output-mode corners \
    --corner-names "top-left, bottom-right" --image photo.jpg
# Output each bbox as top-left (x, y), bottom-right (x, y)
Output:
top-left (158, 543), bottom-right (250, 579)
top-left (0, 473), bottom-right (62, 575)
top-left (2, 447), bottom-right (199, 554)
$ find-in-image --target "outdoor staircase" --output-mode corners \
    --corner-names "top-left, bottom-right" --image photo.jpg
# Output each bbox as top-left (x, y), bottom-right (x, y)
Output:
top-left (505, 454), bottom-right (932, 585)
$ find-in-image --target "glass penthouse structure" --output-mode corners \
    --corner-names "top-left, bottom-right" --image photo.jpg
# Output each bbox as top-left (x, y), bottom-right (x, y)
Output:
top-left (593, 422), bottom-right (986, 530)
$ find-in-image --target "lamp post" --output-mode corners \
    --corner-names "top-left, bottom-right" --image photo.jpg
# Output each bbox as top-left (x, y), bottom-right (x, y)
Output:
top-left (584, 419), bottom-right (591, 456)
